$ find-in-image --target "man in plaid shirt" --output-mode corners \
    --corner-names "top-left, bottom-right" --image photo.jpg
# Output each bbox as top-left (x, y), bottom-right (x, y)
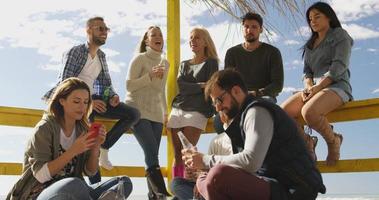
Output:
top-left (43, 16), bottom-right (140, 184)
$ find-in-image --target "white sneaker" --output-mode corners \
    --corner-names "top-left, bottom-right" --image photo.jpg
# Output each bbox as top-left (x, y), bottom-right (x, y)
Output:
top-left (99, 148), bottom-right (113, 170)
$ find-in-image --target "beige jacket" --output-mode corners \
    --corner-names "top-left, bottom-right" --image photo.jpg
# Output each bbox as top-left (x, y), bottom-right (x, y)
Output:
top-left (7, 114), bottom-right (91, 200)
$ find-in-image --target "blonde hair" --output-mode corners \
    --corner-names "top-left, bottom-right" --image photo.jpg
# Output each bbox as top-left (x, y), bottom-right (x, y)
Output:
top-left (48, 77), bottom-right (92, 128)
top-left (191, 27), bottom-right (219, 61)
top-left (138, 26), bottom-right (162, 53)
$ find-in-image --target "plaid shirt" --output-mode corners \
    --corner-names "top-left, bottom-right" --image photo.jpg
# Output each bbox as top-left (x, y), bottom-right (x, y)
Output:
top-left (43, 43), bottom-right (117, 101)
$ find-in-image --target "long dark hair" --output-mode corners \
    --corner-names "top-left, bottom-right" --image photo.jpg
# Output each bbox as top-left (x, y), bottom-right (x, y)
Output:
top-left (302, 2), bottom-right (341, 57)
top-left (48, 77), bottom-right (92, 129)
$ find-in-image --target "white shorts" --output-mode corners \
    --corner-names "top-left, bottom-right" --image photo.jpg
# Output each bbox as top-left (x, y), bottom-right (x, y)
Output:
top-left (167, 107), bottom-right (208, 130)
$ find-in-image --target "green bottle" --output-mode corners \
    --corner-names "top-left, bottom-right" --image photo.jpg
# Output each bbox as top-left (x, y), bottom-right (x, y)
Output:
top-left (103, 87), bottom-right (110, 103)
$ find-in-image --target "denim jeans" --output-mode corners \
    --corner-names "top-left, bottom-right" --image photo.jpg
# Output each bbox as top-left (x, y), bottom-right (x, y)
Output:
top-left (89, 102), bottom-right (140, 149)
top-left (170, 177), bottom-right (197, 200)
top-left (89, 102), bottom-right (140, 184)
top-left (37, 176), bottom-right (133, 200)
top-left (133, 119), bottom-right (163, 168)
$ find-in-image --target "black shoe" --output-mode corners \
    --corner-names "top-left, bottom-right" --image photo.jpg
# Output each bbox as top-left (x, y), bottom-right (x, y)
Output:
top-left (146, 166), bottom-right (171, 197)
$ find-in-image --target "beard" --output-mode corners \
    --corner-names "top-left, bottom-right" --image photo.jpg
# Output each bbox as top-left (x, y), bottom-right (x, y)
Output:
top-left (224, 96), bottom-right (240, 119)
top-left (93, 36), bottom-right (106, 46)
top-left (245, 34), bottom-right (258, 43)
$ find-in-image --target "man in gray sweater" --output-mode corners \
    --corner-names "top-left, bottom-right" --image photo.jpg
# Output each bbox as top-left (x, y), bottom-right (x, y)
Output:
top-left (224, 12), bottom-right (283, 103)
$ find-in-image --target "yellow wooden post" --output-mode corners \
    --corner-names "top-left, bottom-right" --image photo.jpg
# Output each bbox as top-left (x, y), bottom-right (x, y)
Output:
top-left (166, 0), bottom-right (180, 187)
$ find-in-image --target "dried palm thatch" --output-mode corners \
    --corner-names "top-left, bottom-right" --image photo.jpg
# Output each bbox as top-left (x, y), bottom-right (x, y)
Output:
top-left (187, 0), bottom-right (308, 39)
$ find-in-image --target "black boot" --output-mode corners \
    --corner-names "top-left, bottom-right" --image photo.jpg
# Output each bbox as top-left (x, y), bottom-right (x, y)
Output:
top-left (146, 165), bottom-right (171, 198)
top-left (147, 178), bottom-right (156, 200)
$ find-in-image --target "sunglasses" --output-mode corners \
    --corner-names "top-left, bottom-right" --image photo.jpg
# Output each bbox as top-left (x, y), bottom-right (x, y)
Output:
top-left (91, 26), bottom-right (110, 33)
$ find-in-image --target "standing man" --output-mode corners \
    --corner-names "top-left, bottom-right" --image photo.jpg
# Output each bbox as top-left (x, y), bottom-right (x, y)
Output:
top-left (43, 17), bottom-right (140, 183)
top-left (183, 69), bottom-right (325, 200)
top-left (224, 12), bottom-right (283, 103)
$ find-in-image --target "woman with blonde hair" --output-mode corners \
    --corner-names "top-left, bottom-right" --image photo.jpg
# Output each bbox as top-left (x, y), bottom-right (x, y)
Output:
top-left (7, 78), bottom-right (132, 200)
top-left (125, 26), bottom-right (170, 199)
top-left (167, 27), bottom-right (219, 178)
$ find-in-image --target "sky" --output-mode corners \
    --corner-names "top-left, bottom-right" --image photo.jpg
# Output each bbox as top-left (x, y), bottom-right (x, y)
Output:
top-left (0, 0), bottom-right (379, 197)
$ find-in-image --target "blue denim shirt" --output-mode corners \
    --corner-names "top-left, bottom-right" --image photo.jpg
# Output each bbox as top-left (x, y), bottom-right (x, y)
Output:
top-left (43, 43), bottom-right (117, 101)
top-left (303, 27), bottom-right (354, 100)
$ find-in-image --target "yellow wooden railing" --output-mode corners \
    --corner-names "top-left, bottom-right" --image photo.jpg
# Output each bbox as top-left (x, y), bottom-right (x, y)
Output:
top-left (1, 98), bottom-right (379, 178)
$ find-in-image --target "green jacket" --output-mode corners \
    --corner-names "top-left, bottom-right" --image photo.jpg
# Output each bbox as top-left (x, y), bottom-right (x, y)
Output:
top-left (7, 114), bottom-right (92, 200)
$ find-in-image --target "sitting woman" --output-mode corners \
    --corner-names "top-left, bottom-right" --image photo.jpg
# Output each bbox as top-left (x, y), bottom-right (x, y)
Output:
top-left (7, 77), bottom-right (132, 200)
top-left (166, 27), bottom-right (219, 178)
top-left (281, 2), bottom-right (353, 165)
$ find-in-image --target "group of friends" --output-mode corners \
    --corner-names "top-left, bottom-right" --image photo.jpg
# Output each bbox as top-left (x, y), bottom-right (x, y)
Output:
top-left (7, 1), bottom-right (353, 200)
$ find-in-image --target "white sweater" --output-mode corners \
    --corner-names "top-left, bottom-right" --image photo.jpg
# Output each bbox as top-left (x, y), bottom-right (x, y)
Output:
top-left (125, 47), bottom-right (168, 123)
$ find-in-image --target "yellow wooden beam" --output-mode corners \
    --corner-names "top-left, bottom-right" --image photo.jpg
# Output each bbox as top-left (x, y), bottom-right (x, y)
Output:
top-left (2, 158), bottom-right (379, 176)
top-left (317, 158), bottom-right (379, 173)
top-left (0, 162), bottom-right (166, 177)
top-left (166, 0), bottom-right (180, 185)
top-left (0, 163), bottom-right (22, 175)
top-left (296, 98), bottom-right (379, 124)
top-left (0, 106), bottom-right (43, 128)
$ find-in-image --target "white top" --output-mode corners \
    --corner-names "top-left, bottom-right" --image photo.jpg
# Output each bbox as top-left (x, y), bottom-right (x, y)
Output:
top-left (125, 47), bottom-right (168, 123)
top-left (78, 54), bottom-right (102, 94)
top-left (203, 106), bottom-right (274, 174)
top-left (34, 128), bottom-right (76, 183)
top-left (208, 133), bottom-right (232, 156)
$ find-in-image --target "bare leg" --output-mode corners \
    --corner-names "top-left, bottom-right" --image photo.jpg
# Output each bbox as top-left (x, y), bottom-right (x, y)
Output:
top-left (301, 89), bottom-right (344, 165)
top-left (281, 93), bottom-right (317, 160)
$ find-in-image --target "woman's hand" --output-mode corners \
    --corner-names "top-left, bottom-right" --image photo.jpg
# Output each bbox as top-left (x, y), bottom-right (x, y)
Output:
top-left (69, 133), bottom-right (95, 156)
top-left (91, 125), bottom-right (107, 150)
top-left (302, 85), bottom-right (322, 102)
top-left (149, 65), bottom-right (165, 79)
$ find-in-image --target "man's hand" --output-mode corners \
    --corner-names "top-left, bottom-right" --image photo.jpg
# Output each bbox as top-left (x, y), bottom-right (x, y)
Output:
top-left (93, 99), bottom-right (107, 113)
top-left (109, 95), bottom-right (120, 107)
top-left (182, 147), bottom-right (205, 170)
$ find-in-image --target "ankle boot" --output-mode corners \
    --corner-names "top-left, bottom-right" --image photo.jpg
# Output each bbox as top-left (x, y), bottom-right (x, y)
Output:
top-left (147, 179), bottom-right (156, 200)
top-left (146, 166), bottom-right (171, 198)
top-left (99, 148), bottom-right (113, 170)
top-left (326, 133), bottom-right (343, 166)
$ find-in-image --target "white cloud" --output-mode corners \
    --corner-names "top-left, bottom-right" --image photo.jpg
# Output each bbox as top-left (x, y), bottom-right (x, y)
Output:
top-left (103, 48), bottom-right (121, 57)
top-left (0, 0), bottom-right (169, 70)
top-left (284, 40), bottom-right (300, 45)
top-left (292, 59), bottom-right (302, 65)
top-left (343, 23), bottom-right (379, 40)
top-left (107, 60), bottom-right (126, 73)
top-left (295, 26), bottom-right (311, 37)
top-left (282, 87), bottom-right (302, 94)
top-left (372, 88), bottom-right (379, 94)
top-left (367, 48), bottom-right (377, 52)
top-left (330, 0), bottom-right (379, 22)
top-left (39, 63), bottom-right (61, 71)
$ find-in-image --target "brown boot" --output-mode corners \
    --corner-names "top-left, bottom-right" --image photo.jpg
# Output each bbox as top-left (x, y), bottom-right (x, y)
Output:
top-left (326, 133), bottom-right (343, 166)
